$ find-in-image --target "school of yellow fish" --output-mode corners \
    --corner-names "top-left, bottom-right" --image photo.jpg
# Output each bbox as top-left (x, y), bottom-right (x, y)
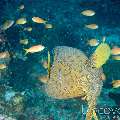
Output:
top-left (0, 51), bottom-right (10, 70)
top-left (81, 10), bottom-right (120, 89)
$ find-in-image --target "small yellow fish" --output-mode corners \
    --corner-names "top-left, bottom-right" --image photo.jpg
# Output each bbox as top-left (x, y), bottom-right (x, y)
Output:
top-left (19, 4), bottom-right (24, 10)
top-left (85, 24), bottom-right (98, 29)
top-left (16, 18), bottom-right (27, 25)
top-left (81, 10), bottom-right (95, 16)
top-left (45, 24), bottom-right (53, 29)
top-left (24, 27), bottom-right (32, 32)
top-left (42, 60), bottom-right (48, 69)
top-left (0, 64), bottom-right (7, 70)
top-left (0, 51), bottom-right (10, 59)
top-left (1, 20), bottom-right (14, 30)
top-left (19, 39), bottom-right (29, 45)
top-left (112, 55), bottom-right (120, 60)
top-left (24, 44), bottom-right (45, 54)
top-left (88, 38), bottom-right (99, 46)
top-left (100, 73), bottom-right (106, 81)
top-left (112, 80), bottom-right (120, 88)
top-left (38, 75), bottom-right (48, 83)
top-left (32, 17), bottom-right (47, 24)
top-left (111, 47), bottom-right (120, 55)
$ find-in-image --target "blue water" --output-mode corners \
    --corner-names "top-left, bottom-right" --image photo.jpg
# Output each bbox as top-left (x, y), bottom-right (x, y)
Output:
top-left (0, 0), bottom-right (120, 120)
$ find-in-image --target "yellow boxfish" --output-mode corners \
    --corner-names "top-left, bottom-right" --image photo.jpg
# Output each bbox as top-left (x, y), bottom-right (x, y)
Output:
top-left (39, 46), bottom-right (107, 120)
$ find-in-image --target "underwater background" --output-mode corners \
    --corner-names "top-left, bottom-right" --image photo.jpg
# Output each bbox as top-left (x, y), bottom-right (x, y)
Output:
top-left (0, 0), bottom-right (120, 120)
